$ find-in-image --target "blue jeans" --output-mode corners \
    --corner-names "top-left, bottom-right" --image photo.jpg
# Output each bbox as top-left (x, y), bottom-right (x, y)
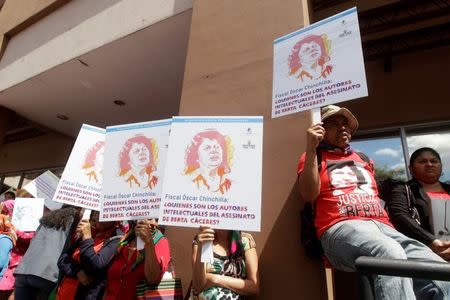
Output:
top-left (321, 219), bottom-right (450, 300)
top-left (0, 235), bottom-right (13, 278)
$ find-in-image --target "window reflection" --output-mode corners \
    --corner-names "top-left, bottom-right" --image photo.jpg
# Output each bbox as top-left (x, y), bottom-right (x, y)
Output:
top-left (351, 137), bottom-right (407, 181)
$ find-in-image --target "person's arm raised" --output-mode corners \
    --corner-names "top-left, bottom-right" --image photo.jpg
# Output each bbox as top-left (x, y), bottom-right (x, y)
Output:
top-left (298, 123), bottom-right (325, 203)
top-left (135, 220), bottom-right (164, 285)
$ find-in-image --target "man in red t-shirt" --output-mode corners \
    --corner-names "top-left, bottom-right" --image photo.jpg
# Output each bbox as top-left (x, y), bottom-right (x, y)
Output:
top-left (298, 105), bottom-right (450, 299)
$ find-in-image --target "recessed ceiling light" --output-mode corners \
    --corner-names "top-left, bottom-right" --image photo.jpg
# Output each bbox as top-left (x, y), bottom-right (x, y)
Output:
top-left (114, 100), bottom-right (126, 106)
top-left (56, 114), bottom-right (69, 120)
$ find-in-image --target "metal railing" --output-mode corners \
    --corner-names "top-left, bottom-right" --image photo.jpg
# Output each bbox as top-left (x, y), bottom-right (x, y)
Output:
top-left (355, 256), bottom-right (450, 300)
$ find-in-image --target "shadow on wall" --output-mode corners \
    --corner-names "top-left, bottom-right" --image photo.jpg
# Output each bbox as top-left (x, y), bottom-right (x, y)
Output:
top-left (0, 0), bottom-right (122, 69)
top-left (165, 226), bottom-right (197, 297)
top-left (254, 181), bottom-right (327, 300)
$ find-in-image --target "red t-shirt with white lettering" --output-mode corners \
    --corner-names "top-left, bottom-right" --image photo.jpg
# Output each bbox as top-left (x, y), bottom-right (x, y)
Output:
top-left (297, 149), bottom-right (392, 237)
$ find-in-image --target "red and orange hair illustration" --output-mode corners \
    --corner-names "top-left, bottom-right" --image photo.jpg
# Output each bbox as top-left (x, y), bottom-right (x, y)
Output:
top-left (82, 141), bottom-right (105, 183)
top-left (288, 34), bottom-right (331, 76)
top-left (184, 129), bottom-right (232, 177)
top-left (118, 135), bottom-right (158, 176)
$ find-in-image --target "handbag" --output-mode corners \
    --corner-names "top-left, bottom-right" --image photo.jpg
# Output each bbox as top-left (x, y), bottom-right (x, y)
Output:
top-left (136, 272), bottom-right (183, 300)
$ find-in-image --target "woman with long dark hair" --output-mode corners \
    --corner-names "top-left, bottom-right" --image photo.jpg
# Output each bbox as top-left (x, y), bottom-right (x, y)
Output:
top-left (387, 147), bottom-right (450, 260)
top-left (14, 205), bottom-right (81, 300)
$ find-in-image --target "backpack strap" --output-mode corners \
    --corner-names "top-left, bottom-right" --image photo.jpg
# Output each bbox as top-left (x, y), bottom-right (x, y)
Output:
top-left (316, 149), bottom-right (323, 172)
top-left (316, 149), bottom-right (372, 172)
top-left (355, 151), bottom-right (370, 164)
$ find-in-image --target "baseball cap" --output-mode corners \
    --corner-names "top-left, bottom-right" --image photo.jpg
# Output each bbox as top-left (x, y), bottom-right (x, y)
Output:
top-left (321, 104), bottom-right (358, 133)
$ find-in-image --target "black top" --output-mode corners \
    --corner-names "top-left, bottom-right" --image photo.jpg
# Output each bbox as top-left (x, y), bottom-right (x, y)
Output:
top-left (387, 178), bottom-right (450, 245)
top-left (57, 230), bottom-right (122, 300)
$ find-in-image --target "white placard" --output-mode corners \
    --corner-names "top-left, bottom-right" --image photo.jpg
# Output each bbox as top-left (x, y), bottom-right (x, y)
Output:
top-left (82, 209), bottom-right (92, 220)
top-left (11, 198), bottom-right (45, 231)
top-left (272, 7), bottom-right (367, 118)
top-left (201, 241), bottom-right (214, 263)
top-left (136, 237), bottom-right (145, 250)
top-left (100, 119), bottom-right (171, 221)
top-left (159, 116), bottom-right (263, 231)
top-left (23, 171), bottom-right (63, 210)
top-left (430, 198), bottom-right (450, 241)
top-left (53, 124), bottom-right (105, 210)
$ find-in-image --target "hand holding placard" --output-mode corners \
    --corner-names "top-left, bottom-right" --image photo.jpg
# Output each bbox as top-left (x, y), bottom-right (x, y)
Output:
top-left (76, 219), bottom-right (92, 240)
top-left (201, 241), bottom-right (214, 263)
top-left (197, 226), bottom-right (215, 263)
top-left (82, 209), bottom-right (91, 221)
top-left (311, 108), bottom-right (321, 124)
top-left (135, 220), bottom-right (158, 250)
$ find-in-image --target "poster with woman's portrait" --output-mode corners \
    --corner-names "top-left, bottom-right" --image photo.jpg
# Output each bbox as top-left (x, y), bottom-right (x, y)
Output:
top-left (53, 124), bottom-right (105, 210)
top-left (159, 116), bottom-right (263, 232)
top-left (11, 198), bottom-right (45, 231)
top-left (100, 119), bottom-right (171, 221)
top-left (272, 7), bottom-right (368, 118)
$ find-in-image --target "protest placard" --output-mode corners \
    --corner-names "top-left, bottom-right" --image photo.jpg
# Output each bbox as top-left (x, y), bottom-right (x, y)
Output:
top-left (53, 124), bottom-right (105, 210)
top-left (159, 117), bottom-right (263, 232)
top-left (23, 170), bottom-right (63, 210)
top-left (100, 119), bottom-right (171, 221)
top-left (272, 7), bottom-right (367, 118)
top-left (11, 198), bottom-right (45, 231)
top-left (430, 195), bottom-right (450, 241)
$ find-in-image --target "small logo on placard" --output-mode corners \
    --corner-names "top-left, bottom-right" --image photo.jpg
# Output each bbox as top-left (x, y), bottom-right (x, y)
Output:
top-left (339, 29), bottom-right (352, 38)
top-left (242, 140), bottom-right (255, 149)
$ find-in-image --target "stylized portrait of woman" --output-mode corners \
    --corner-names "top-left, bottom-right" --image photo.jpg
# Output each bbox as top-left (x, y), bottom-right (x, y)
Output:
top-left (184, 129), bottom-right (233, 194)
top-left (118, 135), bottom-right (158, 189)
top-left (328, 161), bottom-right (374, 197)
top-left (82, 141), bottom-right (105, 184)
top-left (288, 34), bottom-right (332, 82)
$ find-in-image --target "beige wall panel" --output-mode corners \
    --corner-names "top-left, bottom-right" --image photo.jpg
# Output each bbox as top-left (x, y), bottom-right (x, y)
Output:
top-left (0, 0), bottom-right (69, 58)
top-left (0, 132), bottom-right (73, 173)
top-left (0, 0), bottom-right (66, 33)
top-left (0, 0), bottom-right (193, 92)
top-left (169, 1), bottom-right (326, 299)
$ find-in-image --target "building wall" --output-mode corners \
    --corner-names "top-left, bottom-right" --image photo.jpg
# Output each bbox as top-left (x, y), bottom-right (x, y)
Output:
top-left (0, 1), bottom-right (447, 299)
top-left (167, 2), bottom-right (450, 300)
top-left (345, 45), bottom-right (450, 130)
top-left (0, 0), bottom-right (68, 58)
top-left (0, 132), bottom-right (73, 173)
top-left (166, 1), bottom-right (327, 299)
top-left (0, 0), bottom-right (193, 92)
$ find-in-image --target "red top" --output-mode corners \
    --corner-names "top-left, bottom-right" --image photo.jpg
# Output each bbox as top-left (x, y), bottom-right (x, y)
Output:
top-left (0, 230), bottom-right (34, 291)
top-left (298, 149), bottom-right (392, 237)
top-left (103, 237), bottom-right (170, 300)
top-left (427, 191), bottom-right (450, 200)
